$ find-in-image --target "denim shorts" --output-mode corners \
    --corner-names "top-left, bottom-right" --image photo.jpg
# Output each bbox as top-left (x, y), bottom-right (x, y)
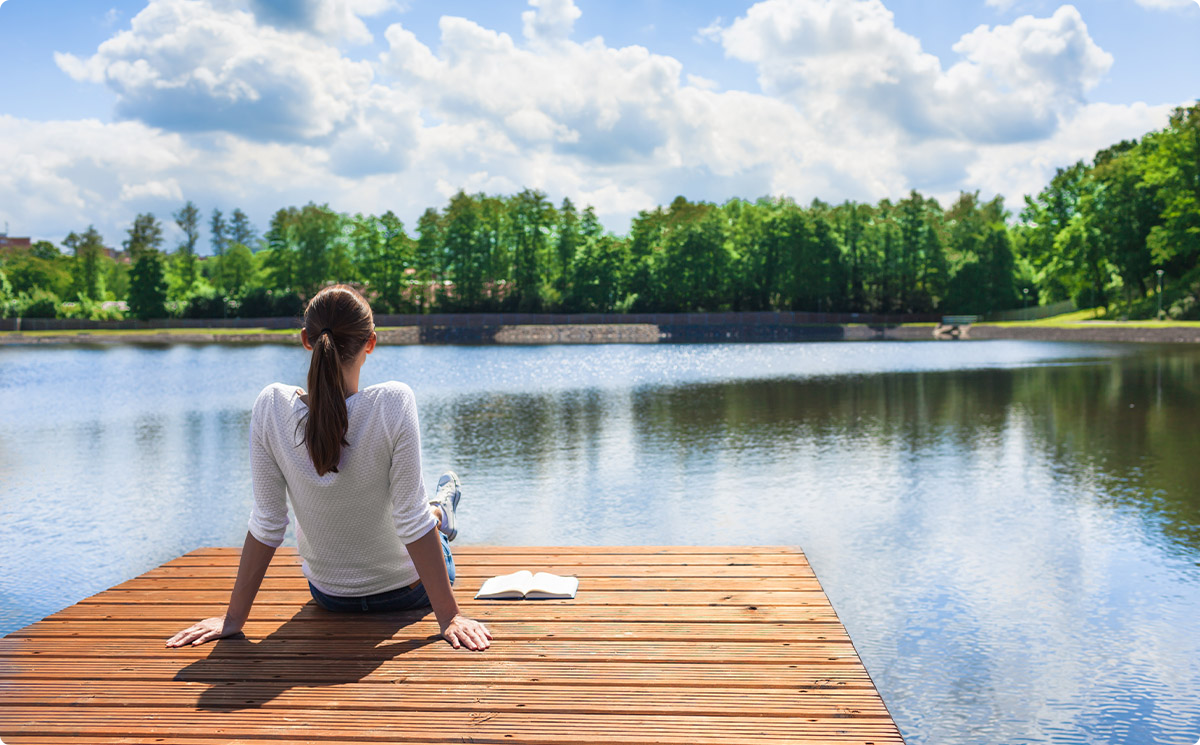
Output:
top-left (307, 532), bottom-right (455, 613)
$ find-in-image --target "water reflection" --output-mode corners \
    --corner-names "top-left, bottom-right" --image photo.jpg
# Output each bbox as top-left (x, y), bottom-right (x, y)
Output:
top-left (0, 341), bottom-right (1198, 744)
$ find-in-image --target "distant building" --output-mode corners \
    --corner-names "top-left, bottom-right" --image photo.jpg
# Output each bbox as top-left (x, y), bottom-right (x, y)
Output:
top-left (0, 233), bottom-right (32, 255)
top-left (102, 246), bottom-right (131, 264)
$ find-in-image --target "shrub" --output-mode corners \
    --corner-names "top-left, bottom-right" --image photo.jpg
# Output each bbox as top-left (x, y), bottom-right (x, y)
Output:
top-left (236, 287), bottom-right (303, 318)
top-left (91, 301), bottom-right (127, 321)
top-left (236, 287), bottom-right (274, 318)
top-left (182, 287), bottom-right (230, 319)
top-left (57, 300), bottom-right (89, 319)
top-left (19, 289), bottom-right (60, 318)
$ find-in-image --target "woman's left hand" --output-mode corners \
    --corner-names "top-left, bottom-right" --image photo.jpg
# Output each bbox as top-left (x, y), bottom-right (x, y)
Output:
top-left (166, 615), bottom-right (243, 647)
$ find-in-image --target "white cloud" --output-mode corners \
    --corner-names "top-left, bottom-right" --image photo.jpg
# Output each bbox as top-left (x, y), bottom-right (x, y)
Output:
top-left (522, 0), bottom-right (582, 43)
top-left (55, 0), bottom-right (376, 142)
top-left (713, 0), bottom-right (1112, 144)
top-left (119, 178), bottom-right (184, 202)
top-left (246, 0), bottom-right (396, 44)
top-left (0, 116), bottom-right (191, 243)
top-left (966, 101), bottom-right (1176, 206)
top-left (10, 0), bottom-right (1182, 245)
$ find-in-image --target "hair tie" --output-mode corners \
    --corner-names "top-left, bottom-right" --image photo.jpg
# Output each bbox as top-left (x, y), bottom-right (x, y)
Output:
top-left (319, 327), bottom-right (333, 338)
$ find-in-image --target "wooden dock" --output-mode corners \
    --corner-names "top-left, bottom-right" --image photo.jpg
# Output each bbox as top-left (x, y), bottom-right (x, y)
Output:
top-left (0, 546), bottom-right (903, 744)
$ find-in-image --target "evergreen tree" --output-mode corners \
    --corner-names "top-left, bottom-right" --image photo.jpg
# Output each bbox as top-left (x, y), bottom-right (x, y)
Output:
top-left (443, 192), bottom-right (486, 310)
top-left (263, 207), bottom-right (298, 292)
top-left (210, 209), bottom-right (228, 257)
top-left (415, 208), bottom-right (443, 312)
top-left (229, 208), bottom-right (256, 248)
top-left (509, 189), bottom-right (553, 311)
top-left (64, 226), bottom-right (106, 301)
top-left (555, 197), bottom-right (580, 303)
top-left (128, 250), bottom-right (167, 320)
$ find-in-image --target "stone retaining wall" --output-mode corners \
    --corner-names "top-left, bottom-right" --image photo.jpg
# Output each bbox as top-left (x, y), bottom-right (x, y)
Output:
top-left (2, 322), bottom-right (1197, 346)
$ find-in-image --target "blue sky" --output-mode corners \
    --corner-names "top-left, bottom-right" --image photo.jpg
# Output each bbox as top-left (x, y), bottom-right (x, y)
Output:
top-left (1, 0), bottom-right (1197, 248)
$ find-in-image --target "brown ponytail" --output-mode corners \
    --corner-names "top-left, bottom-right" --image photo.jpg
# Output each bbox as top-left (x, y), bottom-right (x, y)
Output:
top-left (301, 285), bottom-right (374, 476)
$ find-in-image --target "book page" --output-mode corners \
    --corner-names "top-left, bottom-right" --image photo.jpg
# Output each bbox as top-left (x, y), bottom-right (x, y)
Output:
top-left (475, 570), bottom-right (533, 599)
top-left (526, 572), bottom-right (579, 599)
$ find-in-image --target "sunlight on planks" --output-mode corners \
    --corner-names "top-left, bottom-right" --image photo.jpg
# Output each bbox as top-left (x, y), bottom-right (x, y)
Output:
top-left (0, 546), bottom-right (903, 744)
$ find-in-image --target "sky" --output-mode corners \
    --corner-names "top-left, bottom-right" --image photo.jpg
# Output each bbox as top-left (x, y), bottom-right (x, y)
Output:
top-left (0, 0), bottom-right (1198, 251)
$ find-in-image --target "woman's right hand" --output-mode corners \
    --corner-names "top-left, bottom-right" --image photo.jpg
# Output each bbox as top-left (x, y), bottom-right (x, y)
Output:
top-left (165, 615), bottom-right (243, 647)
top-left (441, 614), bottom-right (492, 650)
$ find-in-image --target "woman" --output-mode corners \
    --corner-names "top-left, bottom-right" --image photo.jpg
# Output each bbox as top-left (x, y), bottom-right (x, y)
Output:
top-left (166, 285), bottom-right (492, 651)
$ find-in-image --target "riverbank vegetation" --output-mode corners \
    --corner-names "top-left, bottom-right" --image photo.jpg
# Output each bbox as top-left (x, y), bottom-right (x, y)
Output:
top-left (2, 103), bottom-right (1196, 322)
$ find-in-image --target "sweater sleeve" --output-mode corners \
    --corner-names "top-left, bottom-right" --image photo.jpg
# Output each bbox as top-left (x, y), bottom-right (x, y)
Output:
top-left (247, 386), bottom-right (290, 548)
top-left (388, 383), bottom-right (437, 545)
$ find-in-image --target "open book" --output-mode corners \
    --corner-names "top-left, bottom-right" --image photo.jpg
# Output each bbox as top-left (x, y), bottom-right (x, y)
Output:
top-left (474, 570), bottom-right (579, 600)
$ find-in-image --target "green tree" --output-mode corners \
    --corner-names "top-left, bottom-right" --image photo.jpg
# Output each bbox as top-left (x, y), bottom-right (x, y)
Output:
top-left (1142, 103), bottom-right (1200, 273)
top-left (443, 192), bottom-right (487, 310)
top-left (2, 249), bottom-right (73, 298)
top-left (509, 189), bottom-right (554, 311)
top-left (1086, 141), bottom-right (1160, 300)
top-left (222, 244), bottom-right (255, 297)
top-left (570, 234), bottom-right (626, 312)
top-left (124, 214), bottom-right (164, 260)
top-left (414, 208), bottom-right (443, 312)
top-left (210, 208), bottom-right (228, 293)
top-left (123, 214), bottom-right (167, 319)
top-left (262, 207), bottom-right (298, 292)
top-left (658, 199), bottom-right (730, 312)
top-left (1019, 162), bottom-right (1088, 302)
top-left (64, 226), bottom-right (106, 301)
top-left (293, 203), bottom-right (344, 296)
top-left (174, 201), bottom-right (201, 256)
top-left (30, 240), bottom-right (59, 260)
top-left (554, 197), bottom-right (580, 304)
top-left (229, 208), bottom-right (256, 247)
top-left (0, 266), bottom-right (13, 317)
top-left (172, 200), bottom-right (201, 296)
top-left (128, 250), bottom-right (167, 320)
top-left (210, 209), bottom-right (228, 257)
top-left (351, 211), bottom-right (412, 312)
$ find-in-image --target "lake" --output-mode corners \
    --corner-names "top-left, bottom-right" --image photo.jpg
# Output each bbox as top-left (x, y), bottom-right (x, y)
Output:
top-left (1, 340), bottom-right (1198, 744)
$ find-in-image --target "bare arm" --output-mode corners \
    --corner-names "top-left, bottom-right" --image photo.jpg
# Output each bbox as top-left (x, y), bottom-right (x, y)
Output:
top-left (406, 526), bottom-right (491, 651)
top-left (166, 531), bottom-right (277, 647)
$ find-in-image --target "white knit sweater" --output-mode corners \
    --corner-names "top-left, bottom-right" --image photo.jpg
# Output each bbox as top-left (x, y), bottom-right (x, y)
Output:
top-left (247, 381), bottom-right (437, 597)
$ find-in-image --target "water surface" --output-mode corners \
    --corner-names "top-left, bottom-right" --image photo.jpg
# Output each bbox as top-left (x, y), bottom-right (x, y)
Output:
top-left (1, 340), bottom-right (1198, 744)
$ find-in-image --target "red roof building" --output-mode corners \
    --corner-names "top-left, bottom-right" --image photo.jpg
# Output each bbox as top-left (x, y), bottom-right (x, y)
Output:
top-left (0, 235), bottom-right (32, 255)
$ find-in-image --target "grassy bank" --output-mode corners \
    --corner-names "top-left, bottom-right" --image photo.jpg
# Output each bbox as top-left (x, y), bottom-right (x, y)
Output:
top-left (3, 314), bottom-right (1200, 346)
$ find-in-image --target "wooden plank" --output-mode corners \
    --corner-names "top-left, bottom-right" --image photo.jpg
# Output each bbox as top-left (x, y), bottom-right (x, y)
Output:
top-left (110, 576), bottom-right (819, 592)
top-left (0, 546), bottom-right (904, 744)
top-left (166, 553), bottom-right (812, 567)
top-left (12, 619), bottom-right (853, 643)
top-left (74, 589), bottom-right (832, 606)
top-left (186, 546), bottom-right (801, 556)
top-left (0, 637), bottom-right (863, 664)
top-left (0, 734), bottom-right (897, 739)
top-left (136, 564), bottom-right (818, 579)
top-left (1, 680), bottom-right (892, 717)
top-left (0, 710), bottom-right (904, 744)
top-left (38, 603), bottom-right (842, 624)
top-left (0, 658), bottom-right (879, 689)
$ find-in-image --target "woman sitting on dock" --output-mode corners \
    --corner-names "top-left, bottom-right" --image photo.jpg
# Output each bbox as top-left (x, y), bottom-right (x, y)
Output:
top-left (166, 285), bottom-right (492, 651)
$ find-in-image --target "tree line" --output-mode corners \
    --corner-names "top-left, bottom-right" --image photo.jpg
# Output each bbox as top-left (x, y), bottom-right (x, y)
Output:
top-left (2, 102), bottom-right (1196, 322)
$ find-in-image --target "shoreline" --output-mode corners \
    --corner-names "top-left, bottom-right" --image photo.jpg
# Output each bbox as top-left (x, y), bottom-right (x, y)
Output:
top-left (2, 322), bottom-right (1199, 346)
